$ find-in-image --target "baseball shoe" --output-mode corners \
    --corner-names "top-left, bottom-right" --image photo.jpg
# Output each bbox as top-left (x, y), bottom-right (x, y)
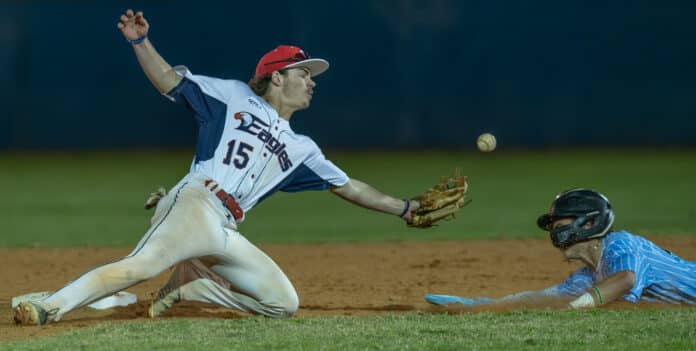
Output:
top-left (14, 301), bottom-right (56, 326)
top-left (148, 260), bottom-right (195, 318)
top-left (149, 259), bottom-right (223, 318)
top-left (148, 283), bottom-right (181, 318)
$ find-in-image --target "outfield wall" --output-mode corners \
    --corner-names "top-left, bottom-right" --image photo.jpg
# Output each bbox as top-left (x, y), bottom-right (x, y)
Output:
top-left (2, 2), bottom-right (695, 149)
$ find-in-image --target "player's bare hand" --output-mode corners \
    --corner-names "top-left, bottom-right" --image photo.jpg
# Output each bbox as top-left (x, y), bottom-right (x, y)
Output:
top-left (117, 9), bottom-right (149, 41)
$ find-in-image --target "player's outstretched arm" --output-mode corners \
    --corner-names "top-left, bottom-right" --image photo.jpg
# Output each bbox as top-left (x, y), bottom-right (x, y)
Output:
top-left (425, 289), bottom-right (574, 310)
top-left (117, 9), bottom-right (182, 94)
top-left (425, 270), bottom-right (635, 310)
top-left (568, 270), bottom-right (635, 309)
top-left (330, 178), bottom-right (420, 223)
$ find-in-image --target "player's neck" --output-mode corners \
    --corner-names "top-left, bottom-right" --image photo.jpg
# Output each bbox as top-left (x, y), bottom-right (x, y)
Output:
top-left (567, 240), bottom-right (603, 270)
top-left (584, 240), bottom-right (603, 270)
top-left (262, 95), bottom-right (294, 121)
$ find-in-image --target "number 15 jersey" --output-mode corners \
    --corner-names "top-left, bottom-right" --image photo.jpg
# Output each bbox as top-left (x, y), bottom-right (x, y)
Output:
top-left (164, 67), bottom-right (349, 220)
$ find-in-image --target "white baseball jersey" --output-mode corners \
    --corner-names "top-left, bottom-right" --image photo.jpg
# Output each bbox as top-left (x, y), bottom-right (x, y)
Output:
top-left (165, 66), bottom-right (349, 220)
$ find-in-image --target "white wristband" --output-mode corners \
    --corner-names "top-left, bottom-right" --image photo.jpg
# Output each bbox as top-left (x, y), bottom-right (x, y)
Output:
top-left (568, 292), bottom-right (596, 309)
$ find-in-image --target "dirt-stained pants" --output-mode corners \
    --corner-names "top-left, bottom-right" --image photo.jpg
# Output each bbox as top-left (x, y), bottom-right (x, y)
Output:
top-left (42, 172), bottom-right (298, 321)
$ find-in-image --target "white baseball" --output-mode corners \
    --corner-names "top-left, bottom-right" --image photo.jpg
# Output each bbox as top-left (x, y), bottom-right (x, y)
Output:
top-left (477, 133), bottom-right (496, 152)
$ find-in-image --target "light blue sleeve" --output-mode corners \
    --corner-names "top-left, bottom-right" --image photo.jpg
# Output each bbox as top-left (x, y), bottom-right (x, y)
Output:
top-left (428, 267), bottom-right (596, 305)
top-left (603, 246), bottom-right (640, 275)
top-left (602, 237), bottom-right (643, 302)
top-left (552, 267), bottom-right (595, 297)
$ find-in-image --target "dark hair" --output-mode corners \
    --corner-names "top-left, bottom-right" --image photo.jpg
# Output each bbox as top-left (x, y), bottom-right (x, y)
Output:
top-left (248, 70), bottom-right (287, 96)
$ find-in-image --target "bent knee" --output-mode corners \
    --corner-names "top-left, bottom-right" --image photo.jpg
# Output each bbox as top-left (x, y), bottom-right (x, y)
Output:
top-left (267, 291), bottom-right (299, 318)
top-left (281, 293), bottom-right (299, 317)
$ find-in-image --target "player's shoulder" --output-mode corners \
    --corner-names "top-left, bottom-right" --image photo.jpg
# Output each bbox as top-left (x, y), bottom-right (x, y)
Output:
top-left (285, 133), bottom-right (326, 158)
top-left (294, 133), bottom-right (317, 143)
top-left (203, 78), bottom-right (251, 94)
top-left (285, 133), bottom-right (320, 150)
top-left (609, 230), bottom-right (644, 241)
top-left (603, 230), bottom-right (644, 252)
top-left (279, 126), bottom-right (317, 144)
top-left (606, 230), bottom-right (636, 241)
top-left (179, 67), bottom-right (252, 94)
top-left (299, 134), bottom-right (325, 151)
top-left (227, 79), bottom-right (253, 91)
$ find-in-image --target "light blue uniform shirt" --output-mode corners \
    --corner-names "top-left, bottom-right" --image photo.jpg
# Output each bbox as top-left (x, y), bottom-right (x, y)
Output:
top-left (554, 231), bottom-right (695, 304)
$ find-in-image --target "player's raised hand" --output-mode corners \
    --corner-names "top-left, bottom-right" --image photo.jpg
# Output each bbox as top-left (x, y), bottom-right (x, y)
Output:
top-left (117, 9), bottom-right (149, 41)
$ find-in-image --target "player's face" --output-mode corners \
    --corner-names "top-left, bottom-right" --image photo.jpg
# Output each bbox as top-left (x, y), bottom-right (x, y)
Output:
top-left (280, 68), bottom-right (316, 110)
top-left (551, 218), bottom-right (574, 229)
top-left (552, 218), bottom-right (594, 261)
top-left (551, 218), bottom-right (576, 258)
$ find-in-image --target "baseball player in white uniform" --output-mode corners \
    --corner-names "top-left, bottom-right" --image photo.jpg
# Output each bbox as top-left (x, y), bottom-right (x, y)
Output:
top-left (14, 9), bottom-right (422, 325)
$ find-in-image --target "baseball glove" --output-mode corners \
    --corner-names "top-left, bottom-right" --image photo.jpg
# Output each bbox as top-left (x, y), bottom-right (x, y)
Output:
top-left (409, 170), bottom-right (469, 228)
top-left (144, 186), bottom-right (167, 210)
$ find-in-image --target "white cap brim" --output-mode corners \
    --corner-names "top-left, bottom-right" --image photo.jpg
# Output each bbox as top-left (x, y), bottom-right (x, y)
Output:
top-left (284, 58), bottom-right (329, 77)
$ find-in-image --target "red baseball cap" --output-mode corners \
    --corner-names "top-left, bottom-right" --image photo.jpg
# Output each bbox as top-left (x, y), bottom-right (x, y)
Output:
top-left (254, 45), bottom-right (329, 78)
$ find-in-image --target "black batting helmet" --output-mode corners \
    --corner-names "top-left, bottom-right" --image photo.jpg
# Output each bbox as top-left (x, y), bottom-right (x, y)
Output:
top-left (537, 189), bottom-right (615, 249)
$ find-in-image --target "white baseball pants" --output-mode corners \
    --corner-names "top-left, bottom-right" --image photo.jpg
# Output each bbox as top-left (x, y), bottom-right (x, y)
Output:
top-left (41, 172), bottom-right (298, 321)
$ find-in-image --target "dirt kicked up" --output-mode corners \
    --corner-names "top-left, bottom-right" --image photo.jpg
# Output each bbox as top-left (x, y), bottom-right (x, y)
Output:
top-left (2, 236), bottom-right (694, 340)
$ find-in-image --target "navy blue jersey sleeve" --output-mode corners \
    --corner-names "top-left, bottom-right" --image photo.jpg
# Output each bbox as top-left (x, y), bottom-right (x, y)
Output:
top-left (164, 66), bottom-right (247, 125)
top-left (279, 138), bottom-right (349, 192)
top-left (300, 141), bottom-right (349, 188)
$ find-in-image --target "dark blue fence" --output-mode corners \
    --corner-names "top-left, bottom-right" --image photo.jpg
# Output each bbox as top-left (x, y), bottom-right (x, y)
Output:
top-left (2, 1), bottom-right (695, 149)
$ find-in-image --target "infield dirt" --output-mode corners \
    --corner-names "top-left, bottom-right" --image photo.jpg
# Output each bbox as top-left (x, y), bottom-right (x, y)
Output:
top-left (2, 236), bottom-right (694, 340)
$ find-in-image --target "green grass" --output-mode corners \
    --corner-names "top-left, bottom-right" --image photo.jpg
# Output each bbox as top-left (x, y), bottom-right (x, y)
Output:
top-left (2, 310), bottom-right (695, 351)
top-left (1, 149), bottom-right (695, 350)
top-left (1, 149), bottom-right (695, 246)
